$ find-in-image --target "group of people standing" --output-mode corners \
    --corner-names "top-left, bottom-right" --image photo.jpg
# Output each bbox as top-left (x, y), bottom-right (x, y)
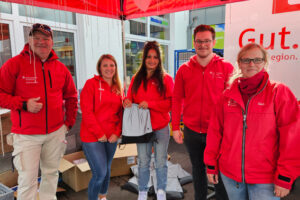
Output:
top-left (0, 22), bottom-right (299, 200)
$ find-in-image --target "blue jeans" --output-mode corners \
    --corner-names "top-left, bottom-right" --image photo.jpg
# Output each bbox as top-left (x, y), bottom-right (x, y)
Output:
top-left (221, 172), bottom-right (280, 200)
top-left (137, 125), bottom-right (170, 192)
top-left (82, 141), bottom-right (117, 200)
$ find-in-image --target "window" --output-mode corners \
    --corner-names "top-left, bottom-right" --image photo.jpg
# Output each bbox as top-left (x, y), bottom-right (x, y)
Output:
top-left (125, 15), bottom-right (170, 39)
top-left (0, 2), bottom-right (12, 14)
top-left (23, 27), bottom-right (77, 84)
top-left (19, 5), bottom-right (76, 25)
top-left (125, 41), bottom-right (144, 81)
top-left (125, 40), bottom-right (169, 87)
top-left (125, 18), bottom-right (146, 36)
top-left (125, 14), bottom-right (170, 88)
top-left (0, 23), bottom-right (12, 67)
top-left (160, 44), bottom-right (168, 71)
top-left (150, 15), bottom-right (170, 40)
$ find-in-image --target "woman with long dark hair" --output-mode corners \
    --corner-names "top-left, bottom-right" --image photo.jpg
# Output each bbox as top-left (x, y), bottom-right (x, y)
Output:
top-left (123, 41), bottom-right (174, 200)
top-left (80, 54), bottom-right (123, 200)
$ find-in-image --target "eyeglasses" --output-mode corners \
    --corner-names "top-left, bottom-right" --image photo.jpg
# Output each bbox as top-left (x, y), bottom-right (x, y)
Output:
top-left (194, 40), bottom-right (212, 45)
top-left (239, 58), bottom-right (265, 64)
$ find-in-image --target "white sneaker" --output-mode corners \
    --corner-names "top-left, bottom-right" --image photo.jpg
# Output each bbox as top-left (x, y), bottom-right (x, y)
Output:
top-left (157, 189), bottom-right (166, 200)
top-left (98, 198), bottom-right (107, 200)
top-left (137, 191), bottom-right (148, 200)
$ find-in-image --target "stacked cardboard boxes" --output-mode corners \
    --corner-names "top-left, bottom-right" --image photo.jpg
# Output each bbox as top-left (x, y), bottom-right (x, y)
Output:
top-left (59, 144), bottom-right (138, 192)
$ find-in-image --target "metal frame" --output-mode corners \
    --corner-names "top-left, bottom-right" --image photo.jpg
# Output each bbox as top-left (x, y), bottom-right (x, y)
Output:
top-left (174, 48), bottom-right (224, 77)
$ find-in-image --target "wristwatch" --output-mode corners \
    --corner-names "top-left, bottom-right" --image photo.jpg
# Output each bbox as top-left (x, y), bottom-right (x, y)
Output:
top-left (22, 101), bottom-right (28, 111)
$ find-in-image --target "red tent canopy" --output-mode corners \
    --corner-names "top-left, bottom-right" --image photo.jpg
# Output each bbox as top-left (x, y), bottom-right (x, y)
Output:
top-left (3, 0), bottom-right (246, 19)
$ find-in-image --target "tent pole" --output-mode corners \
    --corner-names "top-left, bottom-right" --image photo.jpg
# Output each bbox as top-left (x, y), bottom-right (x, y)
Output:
top-left (121, 19), bottom-right (127, 95)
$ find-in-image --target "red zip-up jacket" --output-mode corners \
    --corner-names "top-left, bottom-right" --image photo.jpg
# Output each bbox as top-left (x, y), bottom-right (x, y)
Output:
top-left (0, 44), bottom-right (78, 134)
top-left (204, 72), bottom-right (300, 189)
top-left (126, 73), bottom-right (174, 131)
top-left (172, 54), bottom-right (233, 133)
top-left (80, 75), bottom-right (123, 142)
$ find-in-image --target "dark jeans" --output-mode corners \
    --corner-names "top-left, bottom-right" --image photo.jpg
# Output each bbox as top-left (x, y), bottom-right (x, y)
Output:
top-left (184, 126), bottom-right (228, 200)
top-left (82, 141), bottom-right (117, 200)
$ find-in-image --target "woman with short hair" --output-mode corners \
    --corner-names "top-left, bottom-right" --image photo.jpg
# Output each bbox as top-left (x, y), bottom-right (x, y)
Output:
top-left (204, 43), bottom-right (300, 200)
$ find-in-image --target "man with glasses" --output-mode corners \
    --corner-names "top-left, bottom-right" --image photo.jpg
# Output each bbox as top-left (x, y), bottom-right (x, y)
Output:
top-left (0, 23), bottom-right (78, 200)
top-left (172, 24), bottom-right (233, 200)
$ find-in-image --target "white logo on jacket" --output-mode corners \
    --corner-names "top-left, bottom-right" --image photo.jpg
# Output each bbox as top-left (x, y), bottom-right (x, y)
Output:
top-left (209, 71), bottom-right (224, 79)
top-left (257, 102), bottom-right (265, 106)
top-left (227, 99), bottom-right (238, 107)
top-left (22, 76), bottom-right (38, 84)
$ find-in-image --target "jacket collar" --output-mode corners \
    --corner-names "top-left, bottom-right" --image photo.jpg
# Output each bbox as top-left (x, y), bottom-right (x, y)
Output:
top-left (94, 75), bottom-right (111, 87)
top-left (21, 43), bottom-right (59, 61)
top-left (190, 53), bottom-right (223, 68)
top-left (224, 72), bottom-right (270, 111)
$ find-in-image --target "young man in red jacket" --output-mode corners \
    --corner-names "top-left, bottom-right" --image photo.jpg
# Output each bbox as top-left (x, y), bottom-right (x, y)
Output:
top-left (172, 24), bottom-right (233, 200)
top-left (0, 23), bottom-right (78, 200)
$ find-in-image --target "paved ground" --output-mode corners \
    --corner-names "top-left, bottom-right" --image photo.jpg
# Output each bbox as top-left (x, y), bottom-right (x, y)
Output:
top-left (57, 139), bottom-right (199, 200)
top-left (56, 138), bottom-right (300, 200)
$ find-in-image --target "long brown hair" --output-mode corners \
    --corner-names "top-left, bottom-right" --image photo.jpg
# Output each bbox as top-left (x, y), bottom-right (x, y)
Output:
top-left (96, 54), bottom-right (122, 94)
top-left (132, 41), bottom-right (165, 96)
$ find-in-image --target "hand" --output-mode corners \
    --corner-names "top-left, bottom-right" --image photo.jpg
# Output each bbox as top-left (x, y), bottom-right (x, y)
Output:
top-left (138, 101), bottom-right (148, 109)
top-left (123, 99), bottom-right (132, 108)
top-left (108, 134), bottom-right (118, 143)
top-left (207, 173), bottom-right (219, 184)
top-left (27, 97), bottom-right (43, 113)
top-left (98, 135), bottom-right (107, 142)
top-left (274, 184), bottom-right (290, 198)
top-left (64, 124), bottom-right (70, 132)
top-left (172, 130), bottom-right (184, 144)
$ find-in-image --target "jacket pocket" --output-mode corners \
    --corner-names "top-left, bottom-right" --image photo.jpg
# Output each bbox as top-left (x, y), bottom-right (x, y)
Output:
top-left (48, 70), bottom-right (52, 88)
top-left (18, 110), bottom-right (22, 127)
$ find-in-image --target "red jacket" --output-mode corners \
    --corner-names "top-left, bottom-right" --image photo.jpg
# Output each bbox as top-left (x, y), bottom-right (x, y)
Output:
top-left (204, 72), bottom-right (300, 189)
top-left (126, 73), bottom-right (174, 131)
top-left (0, 44), bottom-right (78, 134)
top-left (80, 76), bottom-right (123, 142)
top-left (172, 54), bottom-right (233, 133)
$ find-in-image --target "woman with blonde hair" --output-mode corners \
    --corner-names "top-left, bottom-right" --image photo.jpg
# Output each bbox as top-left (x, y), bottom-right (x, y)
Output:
top-left (204, 43), bottom-right (300, 200)
top-left (80, 54), bottom-right (123, 200)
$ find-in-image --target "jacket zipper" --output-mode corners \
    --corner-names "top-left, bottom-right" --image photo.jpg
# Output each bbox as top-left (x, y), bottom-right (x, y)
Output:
top-left (199, 70), bottom-right (205, 132)
top-left (18, 110), bottom-right (21, 127)
top-left (240, 80), bottom-right (268, 183)
top-left (42, 63), bottom-right (48, 134)
top-left (48, 71), bottom-right (52, 88)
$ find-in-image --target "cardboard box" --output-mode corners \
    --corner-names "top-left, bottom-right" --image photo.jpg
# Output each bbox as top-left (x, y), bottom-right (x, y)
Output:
top-left (0, 170), bottom-right (18, 188)
top-left (110, 144), bottom-right (137, 177)
top-left (0, 109), bottom-right (13, 154)
top-left (58, 143), bottom-right (137, 192)
top-left (169, 122), bottom-right (184, 136)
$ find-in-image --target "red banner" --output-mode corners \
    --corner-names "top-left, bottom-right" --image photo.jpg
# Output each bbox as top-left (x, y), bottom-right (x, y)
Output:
top-left (273, 0), bottom-right (300, 14)
top-left (4, 0), bottom-right (247, 20)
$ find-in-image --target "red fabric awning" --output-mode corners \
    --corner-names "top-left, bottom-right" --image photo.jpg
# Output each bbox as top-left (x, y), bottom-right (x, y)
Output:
top-left (3, 0), bottom-right (247, 20)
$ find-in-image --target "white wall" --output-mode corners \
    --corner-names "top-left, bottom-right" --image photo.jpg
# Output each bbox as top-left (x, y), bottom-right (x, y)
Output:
top-left (76, 15), bottom-right (123, 90)
top-left (173, 11), bottom-right (189, 50)
top-left (76, 11), bottom-right (189, 87)
top-left (224, 0), bottom-right (300, 98)
top-left (168, 11), bottom-right (189, 77)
